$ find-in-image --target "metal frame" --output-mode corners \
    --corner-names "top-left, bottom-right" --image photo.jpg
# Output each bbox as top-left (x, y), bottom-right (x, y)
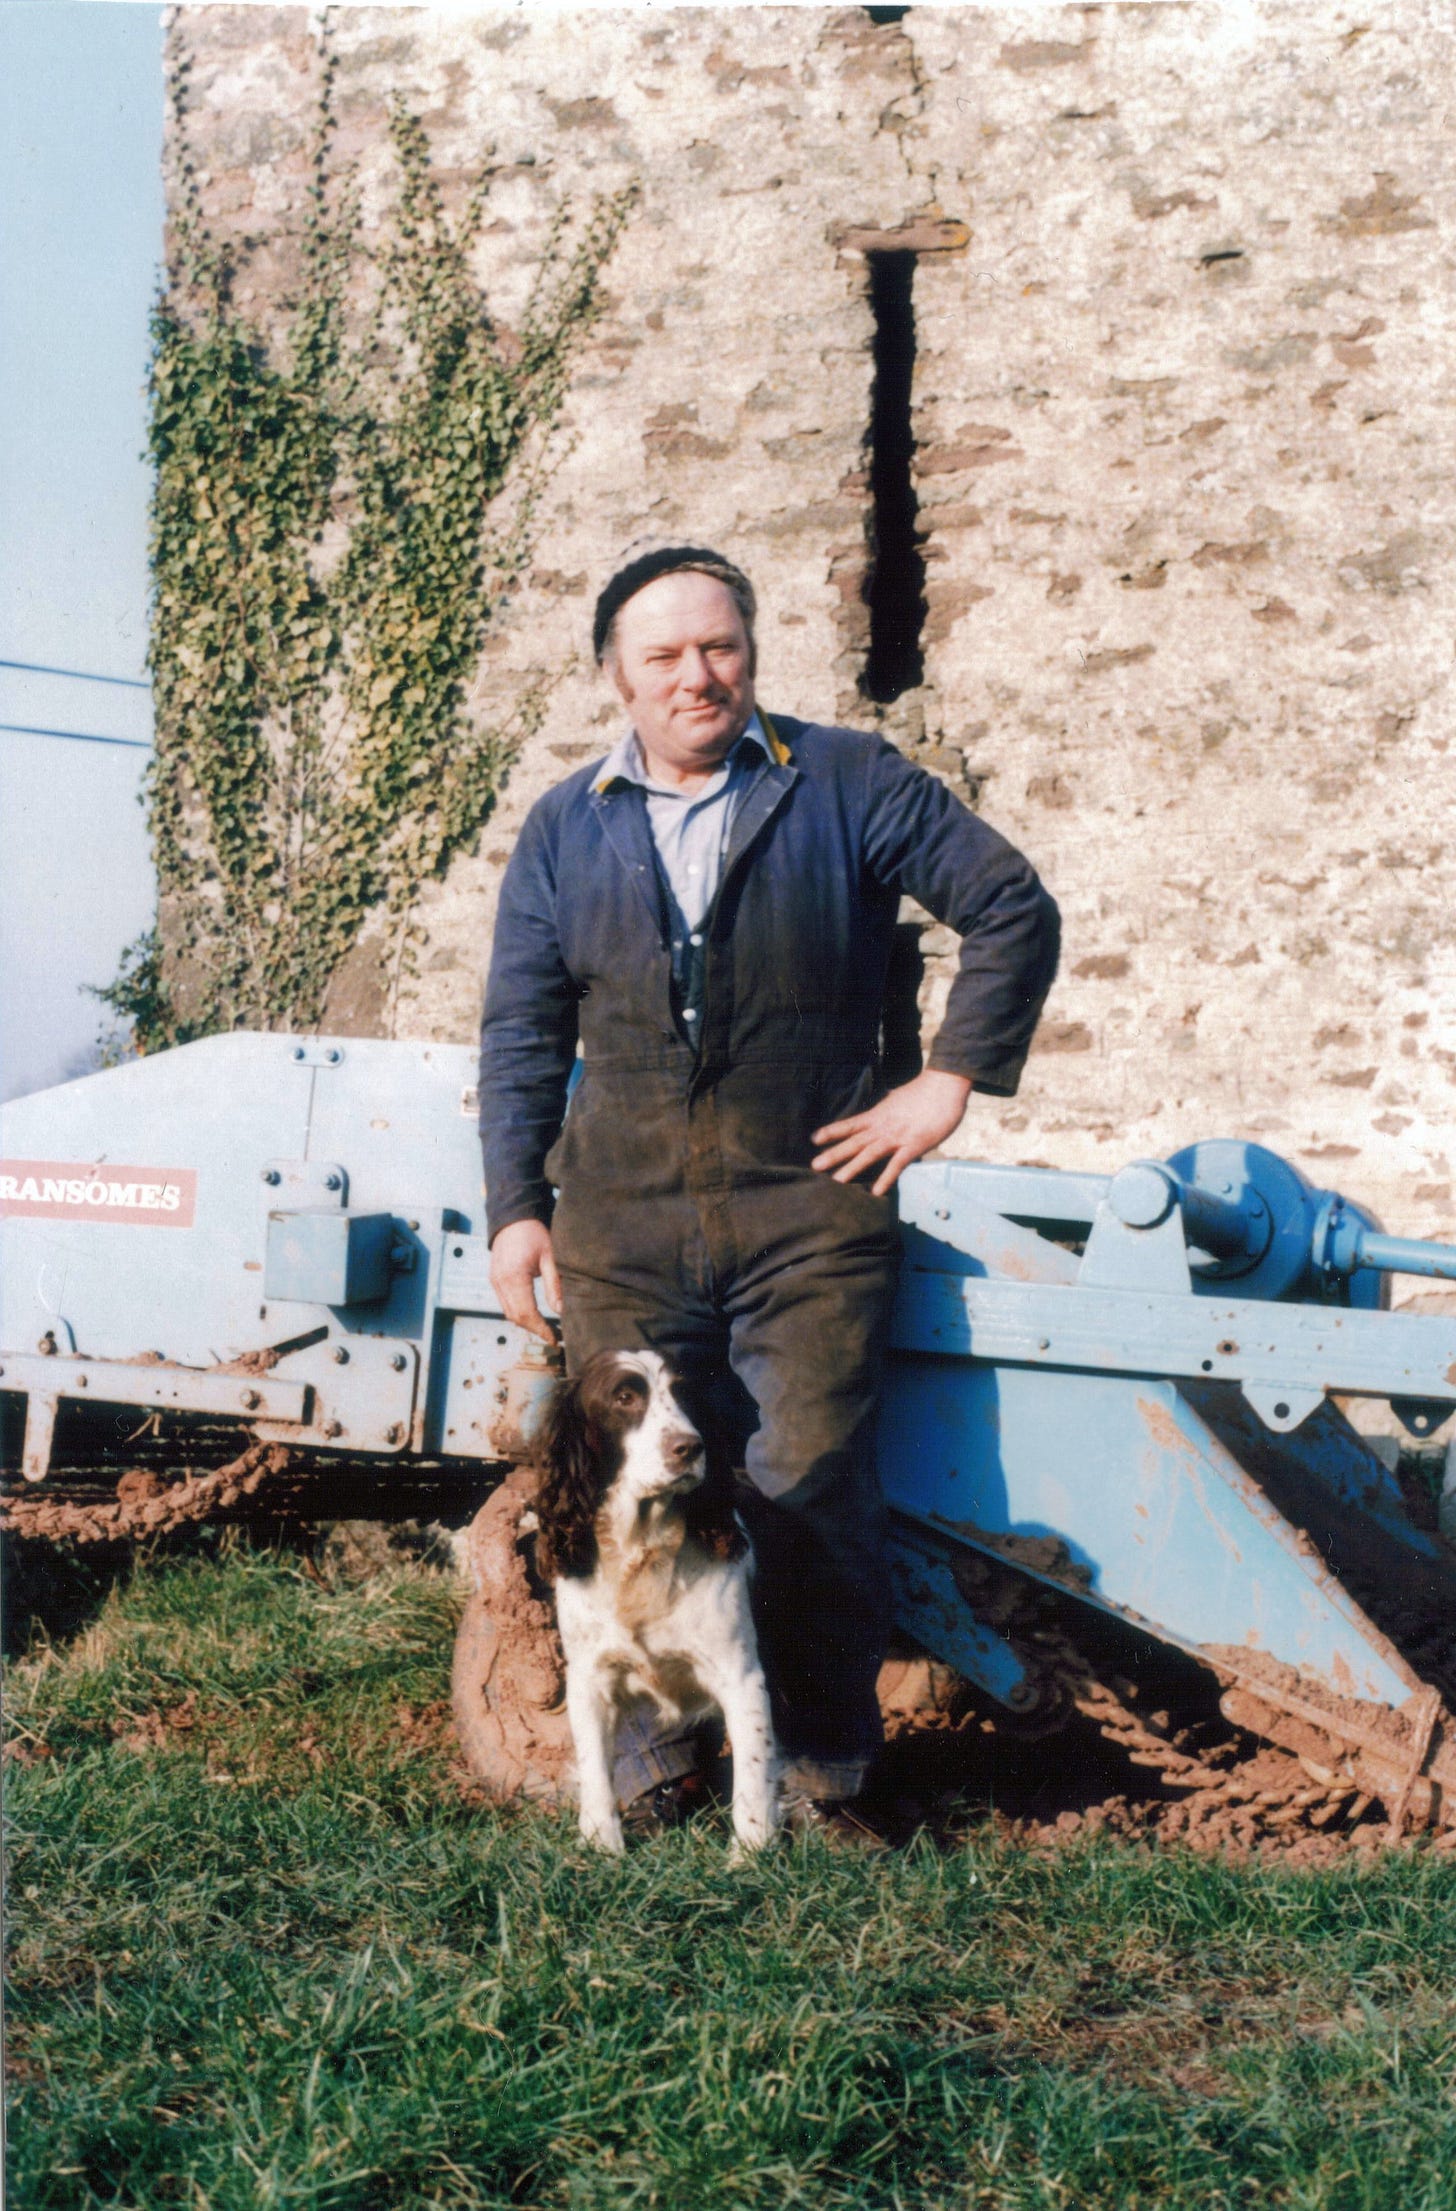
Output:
top-left (5, 1032), bottom-right (1456, 1777)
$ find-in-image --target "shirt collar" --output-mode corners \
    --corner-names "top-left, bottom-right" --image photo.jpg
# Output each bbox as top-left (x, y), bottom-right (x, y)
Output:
top-left (593, 710), bottom-right (774, 796)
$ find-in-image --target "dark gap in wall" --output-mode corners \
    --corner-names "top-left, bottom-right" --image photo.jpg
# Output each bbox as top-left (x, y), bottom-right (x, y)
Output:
top-left (863, 6), bottom-right (912, 22)
top-left (861, 250), bottom-right (926, 705)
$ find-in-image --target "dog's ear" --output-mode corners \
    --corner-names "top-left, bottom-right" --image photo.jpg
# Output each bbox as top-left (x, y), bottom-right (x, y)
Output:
top-left (682, 1456), bottom-right (749, 1565)
top-left (533, 1378), bottom-right (604, 1581)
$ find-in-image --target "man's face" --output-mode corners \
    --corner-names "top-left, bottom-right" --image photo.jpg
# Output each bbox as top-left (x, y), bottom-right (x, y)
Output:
top-left (608, 571), bottom-right (755, 780)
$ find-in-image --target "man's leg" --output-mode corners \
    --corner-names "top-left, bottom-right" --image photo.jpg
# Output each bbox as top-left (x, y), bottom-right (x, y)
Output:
top-left (719, 1204), bottom-right (898, 1803)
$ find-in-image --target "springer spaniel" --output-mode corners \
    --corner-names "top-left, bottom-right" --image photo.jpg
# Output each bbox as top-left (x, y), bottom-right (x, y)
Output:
top-left (533, 1349), bottom-right (780, 1856)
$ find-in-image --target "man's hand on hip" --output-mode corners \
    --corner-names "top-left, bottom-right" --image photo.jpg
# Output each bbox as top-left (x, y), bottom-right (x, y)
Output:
top-left (811, 1069), bottom-right (974, 1197)
top-left (490, 1218), bottom-right (562, 1344)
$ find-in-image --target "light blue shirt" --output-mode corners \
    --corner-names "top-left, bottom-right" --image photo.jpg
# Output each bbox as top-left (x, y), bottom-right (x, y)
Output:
top-left (594, 710), bottom-right (774, 931)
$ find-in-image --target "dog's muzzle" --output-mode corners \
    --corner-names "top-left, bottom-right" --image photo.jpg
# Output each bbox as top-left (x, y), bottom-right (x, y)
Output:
top-left (658, 1428), bottom-right (705, 1491)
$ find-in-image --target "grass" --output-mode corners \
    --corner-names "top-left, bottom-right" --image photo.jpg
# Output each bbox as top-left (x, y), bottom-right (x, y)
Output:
top-left (6, 1536), bottom-right (1456, 2210)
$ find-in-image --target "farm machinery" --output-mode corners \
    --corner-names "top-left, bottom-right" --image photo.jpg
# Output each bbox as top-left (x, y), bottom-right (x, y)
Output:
top-left (5, 1031), bottom-right (1456, 1842)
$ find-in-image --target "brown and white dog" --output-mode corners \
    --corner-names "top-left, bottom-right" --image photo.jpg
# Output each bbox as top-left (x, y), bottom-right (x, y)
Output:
top-left (533, 1349), bottom-right (780, 1856)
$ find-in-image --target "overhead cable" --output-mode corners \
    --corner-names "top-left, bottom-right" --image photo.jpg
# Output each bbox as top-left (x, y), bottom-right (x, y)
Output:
top-left (0, 657), bottom-right (150, 690)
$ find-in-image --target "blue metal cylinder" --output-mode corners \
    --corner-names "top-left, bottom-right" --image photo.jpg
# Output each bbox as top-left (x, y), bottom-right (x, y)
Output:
top-left (1109, 1161), bottom-right (1266, 1262)
top-left (1319, 1204), bottom-right (1456, 1284)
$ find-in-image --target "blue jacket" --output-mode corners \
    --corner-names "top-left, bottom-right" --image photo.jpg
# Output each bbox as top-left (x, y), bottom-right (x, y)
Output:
top-left (478, 712), bottom-right (1060, 1240)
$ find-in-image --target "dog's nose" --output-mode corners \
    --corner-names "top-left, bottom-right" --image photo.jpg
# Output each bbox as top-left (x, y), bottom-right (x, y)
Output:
top-left (665, 1429), bottom-right (702, 1469)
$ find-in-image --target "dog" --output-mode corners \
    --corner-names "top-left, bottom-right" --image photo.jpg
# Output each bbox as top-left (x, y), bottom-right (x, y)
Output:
top-left (532, 1348), bottom-right (780, 1856)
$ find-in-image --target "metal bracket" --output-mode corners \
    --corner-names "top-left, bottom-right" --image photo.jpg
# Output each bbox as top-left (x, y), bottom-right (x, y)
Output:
top-left (1239, 1381), bottom-right (1324, 1434)
top-left (892, 1271), bottom-right (1456, 1411)
top-left (259, 1160), bottom-right (348, 1206)
top-left (439, 1234), bottom-right (498, 1314)
top-left (21, 1392), bottom-right (59, 1482)
top-left (253, 1334), bottom-right (419, 1453)
top-left (1079, 1204), bottom-right (1192, 1294)
top-left (887, 1516), bottom-right (1036, 1713)
top-left (1388, 1686), bottom-right (1444, 1837)
top-left (1391, 1396), bottom-right (1452, 1439)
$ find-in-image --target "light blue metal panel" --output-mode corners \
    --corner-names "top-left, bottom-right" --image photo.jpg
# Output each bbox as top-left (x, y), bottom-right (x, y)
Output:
top-left (896, 1165), bottom-right (1080, 1286)
top-left (437, 1313), bottom-right (514, 1457)
top-left (890, 1271), bottom-right (1456, 1411)
top-left (1, 1037), bottom-right (316, 1367)
top-left (436, 1314), bottom-right (556, 1460)
top-left (294, 1038), bottom-right (481, 1226)
top-left (0, 1035), bottom-right (484, 1375)
top-left (251, 1333), bottom-right (419, 1454)
top-left (876, 1354), bottom-right (1419, 1708)
top-left (899, 1159), bottom-right (1109, 1239)
top-left (438, 1234), bottom-right (496, 1314)
top-left (1180, 1385), bottom-right (1448, 1571)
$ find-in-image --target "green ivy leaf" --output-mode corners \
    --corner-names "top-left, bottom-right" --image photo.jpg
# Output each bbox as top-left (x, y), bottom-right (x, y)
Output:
top-left (128, 52), bottom-right (634, 1053)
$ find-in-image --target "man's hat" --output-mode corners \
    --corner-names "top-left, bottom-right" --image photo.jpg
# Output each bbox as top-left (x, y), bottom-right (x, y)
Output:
top-left (592, 540), bottom-right (755, 662)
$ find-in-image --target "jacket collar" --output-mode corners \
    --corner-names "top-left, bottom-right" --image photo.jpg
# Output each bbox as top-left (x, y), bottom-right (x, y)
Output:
top-left (718, 727), bottom-right (798, 878)
top-left (586, 711), bottom-right (798, 936)
top-left (588, 776), bottom-right (667, 936)
top-left (759, 710), bottom-right (793, 768)
top-left (590, 708), bottom-right (786, 795)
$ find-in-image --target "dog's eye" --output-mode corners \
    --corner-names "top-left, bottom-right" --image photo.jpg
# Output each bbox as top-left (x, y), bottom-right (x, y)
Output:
top-left (612, 1380), bottom-right (646, 1408)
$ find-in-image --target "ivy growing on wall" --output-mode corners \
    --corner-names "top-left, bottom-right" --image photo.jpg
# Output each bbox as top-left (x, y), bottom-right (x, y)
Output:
top-left (106, 45), bottom-right (634, 1050)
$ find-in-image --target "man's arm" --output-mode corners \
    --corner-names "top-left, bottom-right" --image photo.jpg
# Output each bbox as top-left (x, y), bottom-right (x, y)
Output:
top-left (478, 801), bottom-right (579, 1340)
top-left (813, 740), bottom-right (1060, 1193)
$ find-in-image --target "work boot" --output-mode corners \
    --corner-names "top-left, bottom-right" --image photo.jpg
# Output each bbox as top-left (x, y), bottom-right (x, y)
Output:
top-left (782, 1788), bottom-right (891, 1852)
top-left (619, 1771), bottom-right (714, 1837)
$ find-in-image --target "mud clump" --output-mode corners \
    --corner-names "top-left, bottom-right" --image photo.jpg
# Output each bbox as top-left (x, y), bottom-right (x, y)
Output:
top-left (451, 1468), bottom-right (575, 1807)
top-left (1, 1444), bottom-right (297, 1544)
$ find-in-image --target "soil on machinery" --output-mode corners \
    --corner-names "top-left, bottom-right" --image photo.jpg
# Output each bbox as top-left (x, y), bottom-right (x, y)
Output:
top-left (7, 1432), bottom-right (1456, 1864)
top-left (447, 1467), bottom-right (1456, 1866)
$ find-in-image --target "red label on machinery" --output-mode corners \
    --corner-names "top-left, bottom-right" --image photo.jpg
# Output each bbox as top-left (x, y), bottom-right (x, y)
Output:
top-left (0, 1159), bottom-right (198, 1228)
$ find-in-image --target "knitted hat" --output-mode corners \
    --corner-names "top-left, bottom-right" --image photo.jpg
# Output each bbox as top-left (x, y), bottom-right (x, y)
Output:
top-left (592, 540), bottom-right (756, 662)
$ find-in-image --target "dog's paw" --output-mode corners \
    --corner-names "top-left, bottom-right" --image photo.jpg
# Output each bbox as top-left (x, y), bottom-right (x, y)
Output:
top-left (579, 1814), bottom-right (626, 1855)
top-left (726, 1808), bottom-right (781, 1864)
top-left (730, 1789), bottom-right (782, 1849)
top-left (726, 1829), bottom-right (780, 1869)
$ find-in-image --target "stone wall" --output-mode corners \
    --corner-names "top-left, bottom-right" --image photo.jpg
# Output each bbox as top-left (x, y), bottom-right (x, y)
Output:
top-left (166, 2), bottom-right (1455, 1277)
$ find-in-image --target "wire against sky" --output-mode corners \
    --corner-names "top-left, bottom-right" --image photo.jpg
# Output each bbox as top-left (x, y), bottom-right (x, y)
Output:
top-left (0, 721), bottom-right (152, 750)
top-left (0, 657), bottom-right (150, 688)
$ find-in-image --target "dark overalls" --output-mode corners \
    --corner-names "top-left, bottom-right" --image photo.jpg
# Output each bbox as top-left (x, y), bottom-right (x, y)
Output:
top-left (479, 713), bottom-right (1059, 1795)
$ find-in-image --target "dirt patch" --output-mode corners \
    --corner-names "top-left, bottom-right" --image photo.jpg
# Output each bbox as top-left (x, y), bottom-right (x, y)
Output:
top-left (1, 1738), bottom-right (54, 1769)
top-left (112, 1692), bottom-right (199, 1757)
top-left (393, 1699), bottom-right (453, 1758)
top-left (224, 1347), bottom-right (283, 1377)
top-left (964, 1981), bottom-right (1351, 2096)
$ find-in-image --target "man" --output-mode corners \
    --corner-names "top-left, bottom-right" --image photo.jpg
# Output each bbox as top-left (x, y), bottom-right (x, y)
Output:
top-left (479, 542), bottom-right (1059, 1837)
